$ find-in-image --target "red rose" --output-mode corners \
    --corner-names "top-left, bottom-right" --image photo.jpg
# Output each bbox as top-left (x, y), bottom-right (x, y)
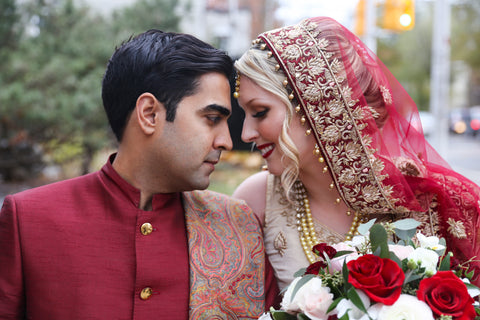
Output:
top-left (417, 271), bottom-right (475, 320)
top-left (347, 254), bottom-right (404, 305)
top-left (305, 261), bottom-right (327, 275)
top-left (312, 243), bottom-right (337, 259)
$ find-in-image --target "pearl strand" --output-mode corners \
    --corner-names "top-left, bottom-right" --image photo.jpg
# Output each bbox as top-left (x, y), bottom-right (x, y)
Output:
top-left (295, 181), bottom-right (318, 264)
top-left (294, 181), bottom-right (363, 264)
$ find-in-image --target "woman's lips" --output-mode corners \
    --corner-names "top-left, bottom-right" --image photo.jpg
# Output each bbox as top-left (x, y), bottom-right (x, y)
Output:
top-left (257, 143), bottom-right (274, 159)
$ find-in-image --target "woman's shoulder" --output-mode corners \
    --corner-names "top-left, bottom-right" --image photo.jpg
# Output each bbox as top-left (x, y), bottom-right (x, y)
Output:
top-left (232, 171), bottom-right (269, 223)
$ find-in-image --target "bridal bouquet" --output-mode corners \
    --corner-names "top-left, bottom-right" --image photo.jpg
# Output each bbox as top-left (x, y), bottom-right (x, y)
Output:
top-left (261, 219), bottom-right (480, 320)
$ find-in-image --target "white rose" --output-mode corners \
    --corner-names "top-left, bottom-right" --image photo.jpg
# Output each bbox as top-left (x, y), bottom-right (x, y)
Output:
top-left (335, 289), bottom-right (371, 320)
top-left (376, 294), bottom-right (434, 319)
top-left (298, 277), bottom-right (335, 320)
top-left (345, 235), bottom-right (369, 250)
top-left (408, 247), bottom-right (439, 275)
top-left (416, 232), bottom-right (445, 251)
top-left (280, 277), bottom-right (302, 313)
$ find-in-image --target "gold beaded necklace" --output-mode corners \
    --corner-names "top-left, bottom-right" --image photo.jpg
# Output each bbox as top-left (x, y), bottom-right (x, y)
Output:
top-left (294, 180), bottom-right (363, 264)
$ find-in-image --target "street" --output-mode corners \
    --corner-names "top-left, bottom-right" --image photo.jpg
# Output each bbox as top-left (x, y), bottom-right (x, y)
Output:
top-left (442, 133), bottom-right (480, 186)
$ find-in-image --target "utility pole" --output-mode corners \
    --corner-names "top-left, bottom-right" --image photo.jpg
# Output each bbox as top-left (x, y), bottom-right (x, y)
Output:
top-left (364, 0), bottom-right (377, 54)
top-left (429, 0), bottom-right (451, 157)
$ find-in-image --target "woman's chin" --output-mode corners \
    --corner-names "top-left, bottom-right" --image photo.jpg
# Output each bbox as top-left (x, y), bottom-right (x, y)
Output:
top-left (264, 162), bottom-right (283, 177)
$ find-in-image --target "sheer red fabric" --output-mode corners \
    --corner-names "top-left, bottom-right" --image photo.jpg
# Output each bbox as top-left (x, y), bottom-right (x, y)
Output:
top-left (257, 16), bottom-right (480, 283)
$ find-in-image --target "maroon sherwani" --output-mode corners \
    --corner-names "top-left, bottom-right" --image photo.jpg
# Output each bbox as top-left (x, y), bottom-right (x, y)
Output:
top-left (0, 155), bottom-right (279, 319)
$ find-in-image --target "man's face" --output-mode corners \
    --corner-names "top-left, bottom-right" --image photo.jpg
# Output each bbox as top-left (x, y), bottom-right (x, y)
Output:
top-left (153, 72), bottom-right (233, 192)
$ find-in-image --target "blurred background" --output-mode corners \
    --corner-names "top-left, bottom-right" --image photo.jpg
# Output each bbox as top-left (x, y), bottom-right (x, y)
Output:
top-left (1, 0), bottom-right (480, 204)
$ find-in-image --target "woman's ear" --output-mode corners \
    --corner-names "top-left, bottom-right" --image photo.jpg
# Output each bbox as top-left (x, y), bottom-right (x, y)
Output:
top-left (135, 93), bottom-right (164, 135)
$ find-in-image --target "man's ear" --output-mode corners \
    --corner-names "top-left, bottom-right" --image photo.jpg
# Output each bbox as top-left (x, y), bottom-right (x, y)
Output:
top-left (135, 93), bottom-right (164, 135)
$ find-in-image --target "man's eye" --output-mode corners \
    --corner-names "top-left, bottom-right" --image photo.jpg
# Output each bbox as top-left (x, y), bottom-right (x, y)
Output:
top-left (207, 115), bottom-right (222, 124)
top-left (252, 109), bottom-right (269, 118)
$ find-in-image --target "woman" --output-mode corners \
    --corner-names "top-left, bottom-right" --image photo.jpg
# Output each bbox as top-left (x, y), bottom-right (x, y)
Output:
top-left (233, 16), bottom-right (480, 290)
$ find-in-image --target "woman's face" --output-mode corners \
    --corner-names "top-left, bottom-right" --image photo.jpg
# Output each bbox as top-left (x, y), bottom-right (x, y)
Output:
top-left (237, 75), bottom-right (315, 175)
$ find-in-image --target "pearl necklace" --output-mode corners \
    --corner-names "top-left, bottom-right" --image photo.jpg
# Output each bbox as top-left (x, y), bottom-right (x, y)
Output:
top-left (294, 180), bottom-right (363, 264)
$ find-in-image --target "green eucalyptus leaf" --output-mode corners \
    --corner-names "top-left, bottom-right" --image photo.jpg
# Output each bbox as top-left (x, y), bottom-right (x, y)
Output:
top-left (394, 228), bottom-right (417, 243)
top-left (294, 268), bottom-right (307, 278)
top-left (357, 219), bottom-right (376, 235)
top-left (404, 273), bottom-right (423, 284)
top-left (392, 218), bottom-right (422, 230)
top-left (297, 313), bottom-right (311, 320)
top-left (347, 287), bottom-right (368, 313)
top-left (370, 224), bottom-right (389, 258)
top-left (290, 274), bottom-right (315, 301)
top-left (392, 219), bottom-right (421, 242)
top-left (335, 250), bottom-right (354, 258)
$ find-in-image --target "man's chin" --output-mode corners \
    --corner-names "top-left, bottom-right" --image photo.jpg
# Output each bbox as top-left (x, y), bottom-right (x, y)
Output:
top-left (189, 177), bottom-right (210, 191)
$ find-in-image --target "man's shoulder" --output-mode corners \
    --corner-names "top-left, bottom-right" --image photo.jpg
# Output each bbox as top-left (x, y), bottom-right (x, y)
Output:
top-left (9, 171), bottom-right (100, 201)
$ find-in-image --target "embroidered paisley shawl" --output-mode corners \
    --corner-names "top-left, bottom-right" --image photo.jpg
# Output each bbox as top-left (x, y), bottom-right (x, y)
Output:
top-left (183, 190), bottom-right (265, 319)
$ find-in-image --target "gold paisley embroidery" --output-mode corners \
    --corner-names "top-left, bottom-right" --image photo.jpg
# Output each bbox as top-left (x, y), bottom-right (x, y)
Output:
top-left (394, 157), bottom-right (423, 177)
top-left (380, 85), bottom-right (393, 104)
top-left (447, 218), bottom-right (467, 239)
top-left (273, 232), bottom-right (287, 256)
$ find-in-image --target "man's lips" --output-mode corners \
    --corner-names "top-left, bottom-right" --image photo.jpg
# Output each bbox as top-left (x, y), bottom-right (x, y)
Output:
top-left (204, 159), bottom-right (218, 168)
top-left (257, 143), bottom-right (274, 159)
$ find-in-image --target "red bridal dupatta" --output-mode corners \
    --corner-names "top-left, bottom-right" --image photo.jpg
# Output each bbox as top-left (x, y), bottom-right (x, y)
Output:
top-left (256, 16), bottom-right (480, 283)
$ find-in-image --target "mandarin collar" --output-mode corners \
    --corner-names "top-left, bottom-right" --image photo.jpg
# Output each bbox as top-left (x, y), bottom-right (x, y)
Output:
top-left (100, 153), bottom-right (181, 211)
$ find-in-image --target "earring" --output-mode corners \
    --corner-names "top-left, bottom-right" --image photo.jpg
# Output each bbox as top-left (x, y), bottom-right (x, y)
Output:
top-left (233, 74), bottom-right (241, 99)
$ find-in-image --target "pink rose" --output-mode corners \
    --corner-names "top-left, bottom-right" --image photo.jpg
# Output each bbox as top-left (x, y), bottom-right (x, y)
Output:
top-left (388, 244), bottom-right (414, 260)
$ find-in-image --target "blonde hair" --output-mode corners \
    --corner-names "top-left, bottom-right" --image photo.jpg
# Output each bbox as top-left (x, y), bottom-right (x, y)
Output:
top-left (234, 48), bottom-right (300, 201)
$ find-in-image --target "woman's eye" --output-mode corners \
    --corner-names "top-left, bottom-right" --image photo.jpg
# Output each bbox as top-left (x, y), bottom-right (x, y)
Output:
top-left (252, 109), bottom-right (269, 118)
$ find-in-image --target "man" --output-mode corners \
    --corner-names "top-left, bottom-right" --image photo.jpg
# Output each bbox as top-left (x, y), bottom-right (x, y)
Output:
top-left (0, 30), bottom-right (278, 319)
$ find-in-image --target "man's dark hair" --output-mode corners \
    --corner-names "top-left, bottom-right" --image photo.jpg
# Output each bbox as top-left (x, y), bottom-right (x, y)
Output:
top-left (102, 30), bottom-right (234, 141)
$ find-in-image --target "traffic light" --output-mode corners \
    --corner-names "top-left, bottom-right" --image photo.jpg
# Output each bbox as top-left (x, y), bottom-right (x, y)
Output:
top-left (382, 0), bottom-right (415, 32)
top-left (354, 0), bottom-right (366, 36)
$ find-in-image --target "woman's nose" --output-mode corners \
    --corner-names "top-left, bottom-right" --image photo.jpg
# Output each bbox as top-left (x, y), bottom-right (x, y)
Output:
top-left (241, 117), bottom-right (258, 143)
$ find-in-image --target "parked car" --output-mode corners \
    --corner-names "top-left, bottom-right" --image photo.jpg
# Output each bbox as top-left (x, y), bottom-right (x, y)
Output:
top-left (450, 108), bottom-right (470, 134)
top-left (470, 106), bottom-right (480, 136)
top-left (449, 107), bottom-right (480, 136)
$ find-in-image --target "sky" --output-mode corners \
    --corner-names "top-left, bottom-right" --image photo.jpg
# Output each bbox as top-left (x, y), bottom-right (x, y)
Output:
top-left (81, 0), bottom-right (360, 28)
top-left (275, 0), bottom-right (358, 28)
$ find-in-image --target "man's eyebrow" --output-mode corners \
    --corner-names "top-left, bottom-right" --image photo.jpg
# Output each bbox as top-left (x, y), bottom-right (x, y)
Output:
top-left (201, 104), bottom-right (231, 117)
